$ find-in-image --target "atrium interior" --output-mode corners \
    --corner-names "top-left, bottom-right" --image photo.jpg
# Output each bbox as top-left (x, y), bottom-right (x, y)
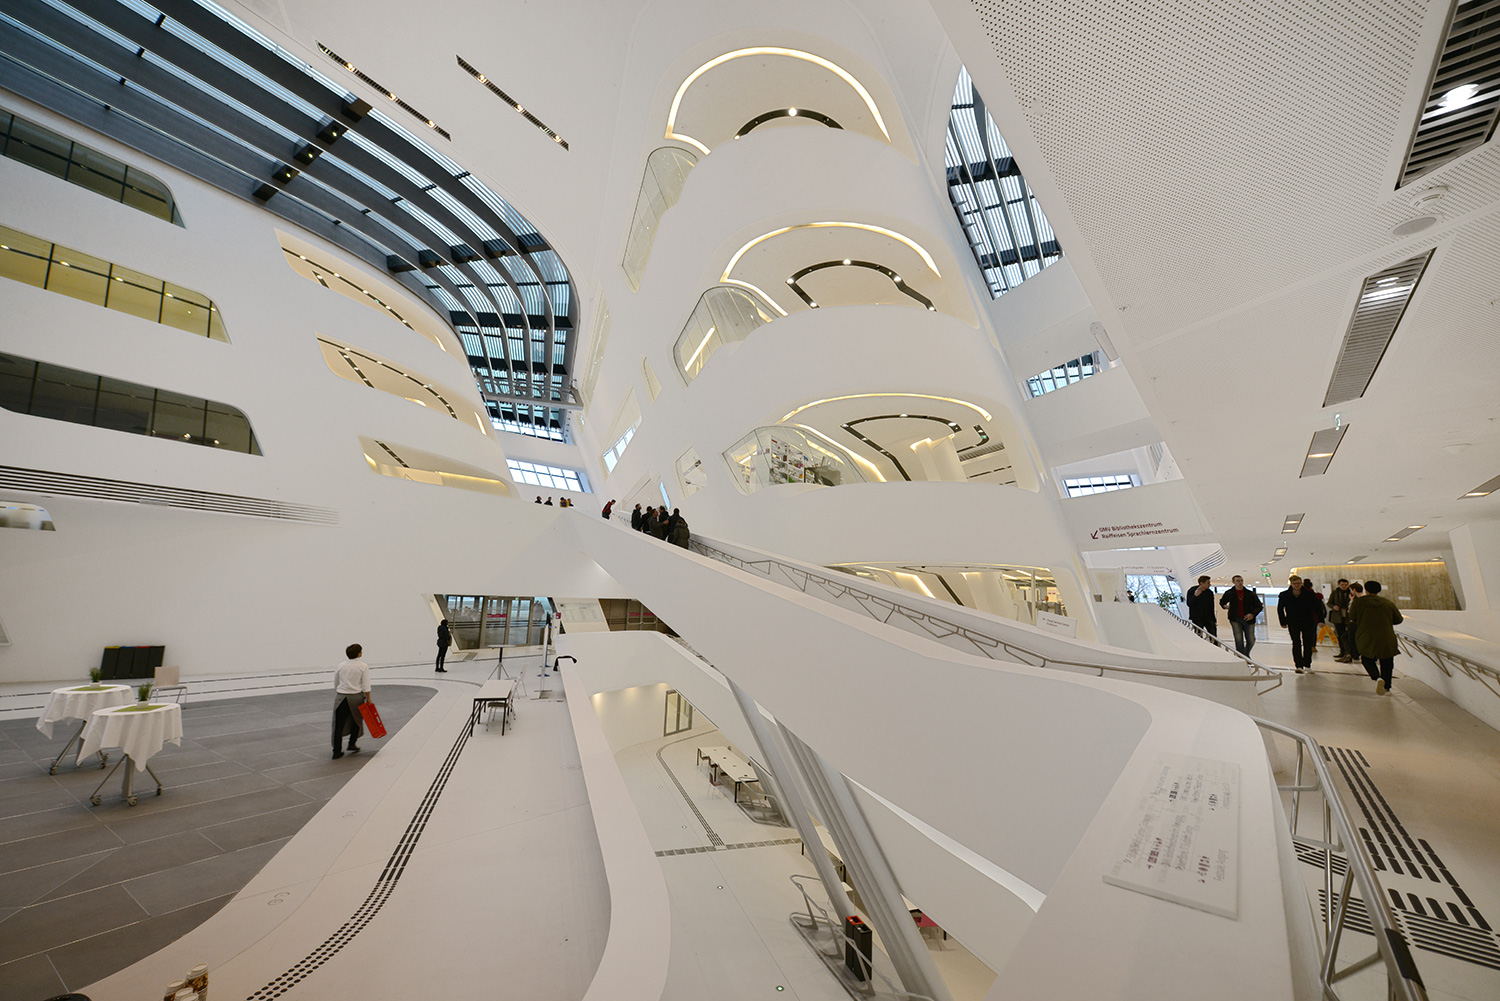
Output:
top-left (2, 1), bottom-right (1500, 1000)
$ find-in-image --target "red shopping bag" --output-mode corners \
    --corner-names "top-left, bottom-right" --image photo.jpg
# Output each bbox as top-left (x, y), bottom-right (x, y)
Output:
top-left (358, 700), bottom-right (387, 739)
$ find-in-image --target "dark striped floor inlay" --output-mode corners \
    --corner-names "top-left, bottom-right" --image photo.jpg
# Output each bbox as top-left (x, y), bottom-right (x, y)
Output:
top-left (246, 702), bottom-right (481, 999)
top-left (656, 837), bottom-right (801, 857)
top-left (656, 732), bottom-right (724, 848)
top-left (1300, 747), bottom-right (1500, 971)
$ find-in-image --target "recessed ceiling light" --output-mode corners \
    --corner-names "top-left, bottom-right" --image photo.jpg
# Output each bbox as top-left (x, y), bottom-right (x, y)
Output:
top-left (788, 108), bottom-right (798, 116)
top-left (842, 259), bottom-right (851, 265)
top-left (1440, 83), bottom-right (1480, 111)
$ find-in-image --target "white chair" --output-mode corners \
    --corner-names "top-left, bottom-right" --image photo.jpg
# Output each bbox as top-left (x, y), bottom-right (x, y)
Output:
top-left (152, 665), bottom-right (187, 704)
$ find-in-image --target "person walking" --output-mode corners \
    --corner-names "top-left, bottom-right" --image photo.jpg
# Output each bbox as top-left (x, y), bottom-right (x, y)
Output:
top-left (601, 498), bottom-right (615, 520)
top-left (1327, 578), bottom-right (1355, 663)
top-left (630, 503), bottom-right (643, 531)
top-left (670, 512), bottom-right (690, 548)
top-left (1186, 575), bottom-right (1218, 640)
top-left (1219, 575), bottom-right (1264, 656)
top-left (332, 643), bottom-right (371, 759)
top-left (1349, 580), bottom-right (1403, 694)
top-left (435, 619), bottom-right (451, 673)
top-left (1277, 575), bottom-right (1325, 673)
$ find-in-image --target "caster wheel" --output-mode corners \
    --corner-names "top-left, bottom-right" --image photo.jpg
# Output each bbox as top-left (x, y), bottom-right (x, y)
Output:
top-left (49, 765), bottom-right (58, 776)
top-left (156, 788), bottom-right (163, 796)
top-left (127, 796), bottom-right (138, 807)
top-left (90, 795), bottom-right (101, 806)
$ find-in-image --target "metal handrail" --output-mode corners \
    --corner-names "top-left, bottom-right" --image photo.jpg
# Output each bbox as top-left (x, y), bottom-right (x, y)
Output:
top-left (1250, 717), bottom-right (1428, 1001)
top-left (687, 538), bottom-right (1279, 687)
top-left (1164, 611), bottom-right (1286, 692)
top-left (1395, 632), bottom-right (1500, 701)
top-left (788, 875), bottom-right (938, 1001)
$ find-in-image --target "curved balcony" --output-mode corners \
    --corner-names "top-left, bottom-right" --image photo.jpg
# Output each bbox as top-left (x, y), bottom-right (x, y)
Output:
top-left (723, 426), bottom-right (867, 494)
top-left (672, 286), bottom-right (776, 384)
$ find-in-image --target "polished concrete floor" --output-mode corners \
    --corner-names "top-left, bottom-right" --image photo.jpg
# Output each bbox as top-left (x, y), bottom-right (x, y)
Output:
top-left (1252, 639), bottom-right (1500, 1001)
top-left (0, 684), bottom-right (433, 999)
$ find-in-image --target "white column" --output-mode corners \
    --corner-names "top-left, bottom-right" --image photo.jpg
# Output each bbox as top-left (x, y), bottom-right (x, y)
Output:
top-left (908, 435), bottom-right (965, 482)
top-left (1449, 522), bottom-right (1500, 611)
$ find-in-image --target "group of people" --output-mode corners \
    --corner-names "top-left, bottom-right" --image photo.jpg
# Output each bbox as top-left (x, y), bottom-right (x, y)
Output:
top-left (617, 500), bottom-right (690, 547)
top-left (1185, 573), bottom-right (1405, 692)
top-left (534, 495), bottom-right (575, 507)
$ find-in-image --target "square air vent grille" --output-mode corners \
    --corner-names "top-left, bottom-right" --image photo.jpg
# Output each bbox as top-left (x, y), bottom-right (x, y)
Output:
top-left (1400, 0), bottom-right (1500, 186)
top-left (1301, 426), bottom-right (1349, 478)
top-left (1323, 252), bottom-right (1431, 407)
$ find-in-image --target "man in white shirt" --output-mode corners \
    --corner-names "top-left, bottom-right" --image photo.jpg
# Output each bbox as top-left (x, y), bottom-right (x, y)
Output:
top-left (332, 643), bottom-right (371, 759)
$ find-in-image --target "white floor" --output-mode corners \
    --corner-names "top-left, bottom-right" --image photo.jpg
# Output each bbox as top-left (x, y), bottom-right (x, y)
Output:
top-left (77, 655), bottom-right (611, 1001)
top-left (1252, 639), bottom-right (1500, 1001)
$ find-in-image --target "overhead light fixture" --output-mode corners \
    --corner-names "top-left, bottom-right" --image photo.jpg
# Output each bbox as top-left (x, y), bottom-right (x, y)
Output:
top-left (788, 108), bottom-right (799, 116)
top-left (1348, 556), bottom-right (1366, 564)
top-left (1281, 513), bottom-right (1305, 533)
top-left (1399, 3), bottom-right (1500, 185)
top-left (1324, 252), bottom-right (1431, 406)
top-left (1460, 473), bottom-right (1500, 498)
top-left (1383, 525), bottom-right (1425, 542)
top-left (1301, 425), bottom-right (1350, 478)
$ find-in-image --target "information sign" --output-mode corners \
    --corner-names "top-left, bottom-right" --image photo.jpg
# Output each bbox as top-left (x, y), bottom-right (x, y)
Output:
top-left (1103, 752), bottom-right (1240, 918)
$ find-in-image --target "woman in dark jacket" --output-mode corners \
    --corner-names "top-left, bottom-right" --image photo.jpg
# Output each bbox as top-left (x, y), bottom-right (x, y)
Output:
top-left (1349, 580), bottom-right (1403, 694)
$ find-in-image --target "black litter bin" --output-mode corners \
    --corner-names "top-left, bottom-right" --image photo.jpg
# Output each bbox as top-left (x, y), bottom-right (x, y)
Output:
top-left (844, 914), bottom-right (872, 980)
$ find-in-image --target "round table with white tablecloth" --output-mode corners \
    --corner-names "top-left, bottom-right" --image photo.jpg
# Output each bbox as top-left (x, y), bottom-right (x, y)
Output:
top-left (79, 702), bottom-right (183, 805)
top-left (36, 684), bottom-right (133, 774)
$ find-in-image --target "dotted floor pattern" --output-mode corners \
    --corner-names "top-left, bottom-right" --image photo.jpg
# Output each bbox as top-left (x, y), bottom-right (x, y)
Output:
top-left (244, 704), bottom-right (480, 1000)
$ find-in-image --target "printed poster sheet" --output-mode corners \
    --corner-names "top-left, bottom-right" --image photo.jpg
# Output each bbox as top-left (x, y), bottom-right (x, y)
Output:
top-left (1103, 752), bottom-right (1240, 919)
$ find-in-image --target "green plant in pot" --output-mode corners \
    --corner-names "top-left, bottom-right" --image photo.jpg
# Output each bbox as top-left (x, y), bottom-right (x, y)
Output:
top-left (137, 683), bottom-right (153, 703)
top-left (89, 668), bottom-right (102, 684)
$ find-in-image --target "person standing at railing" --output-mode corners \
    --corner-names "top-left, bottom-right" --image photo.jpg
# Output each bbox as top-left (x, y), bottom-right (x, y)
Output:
top-left (1349, 580), bottom-right (1403, 695)
top-left (1220, 575), bottom-right (1264, 656)
top-left (1186, 575), bottom-right (1218, 640)
top-left (601, 498), bottom-right (615, 520)
top-left (630, 503), bottom-right (643, 530)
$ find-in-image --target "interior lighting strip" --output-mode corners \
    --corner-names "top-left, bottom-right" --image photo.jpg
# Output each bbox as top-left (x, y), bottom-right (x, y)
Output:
top-left (318, 43), bottom-right (451, 140)
top-left (724, 223), bottom-right (942, 281)
top-left (666, 47), bottom-right (891, 155)
top-left (785, 260), bottom-right (936, 311)
top-left (785, 423), bottom-right (886, 482)
top-left (1347, 556), bottom-right (1367, 564)
top-left (1383, 525), bottom-right (1425, 543)
top-left (284, 248), bottom-right (417, 332)
top-left (1460, 473), bottom-right (1500, 498)
top-left (1398, 0), bottom-right (1500, 186)
top-left (456, 56), bottom-right (567, 149)
top-left (1281, 513), bottom-right (1305, 534)
top-left (780, 394), bottom-right (991, 424)
top-left (1300, 425), bottom-right (1350, 478)
top-left (841, 414), bottom-right (965, 482)
top-left (319, 337), bottom-right (461, 420)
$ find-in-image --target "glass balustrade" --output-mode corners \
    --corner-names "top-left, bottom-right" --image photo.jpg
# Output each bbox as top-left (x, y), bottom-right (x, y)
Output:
top-left (674, 286), bottom-right (777, 384)
top-left (621, 147), bottom-right (699, 290)
top-left (723, 426), bottom-right (866, 494)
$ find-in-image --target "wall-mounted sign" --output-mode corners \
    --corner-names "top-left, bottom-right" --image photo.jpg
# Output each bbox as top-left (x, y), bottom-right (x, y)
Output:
top-left (1089, 521), bottom-right (1180, 543)
top-left (1103, 752), bottom-right (1240, 919)
top-left (1036, 611), bottom-right (1078, 638)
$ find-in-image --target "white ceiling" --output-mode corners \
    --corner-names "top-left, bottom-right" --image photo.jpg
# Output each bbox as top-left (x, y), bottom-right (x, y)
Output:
top-left (948, 0), bottom-right (1500, 576)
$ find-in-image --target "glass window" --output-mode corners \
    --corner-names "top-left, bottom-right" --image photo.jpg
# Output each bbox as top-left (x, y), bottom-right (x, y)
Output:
top-left (1026, 352), bottom-right (1105, 397)
top-left (1, 106), bottom-right (183, 225)
top-left (1064, 475), bottom-right (1137, 497)
top-left (506, 459), bottom-right (586, 493)
top-left (105, 265), bottom-right (165, 322)
top-left (0, 351), bottom-right (259, 454)
top-left (0, 233), bottom-right (51, 287)
top-left (94, 376), bottom-right (154, 434)
top-left (45, 250), bottom-right (110, 307)
top-left (28, 362), bottom-right (98, 424)
top-left (602, 424), bottom-right (637, 473)
top-left (0, 224), bottom-right (227, 341)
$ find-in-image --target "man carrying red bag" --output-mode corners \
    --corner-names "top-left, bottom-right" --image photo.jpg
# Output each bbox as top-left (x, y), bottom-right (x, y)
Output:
top-left (332, 643), bottom-right (374, 759)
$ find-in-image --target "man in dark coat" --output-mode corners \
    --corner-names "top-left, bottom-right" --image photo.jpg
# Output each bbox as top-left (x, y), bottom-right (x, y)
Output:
top-left (630, 503), bottom-right (643, 531)
top-left (1185, 575), bottom-right (1218, 639)
top-left (1219, 575), bottom-right (1265, 656)
top-left (1277, 575), bottom-right (1325, 673)
top-left (435, 619), bottom-right (451, 673)
top-left (1349, 580), bottom-right (1404, 694)
top-left (1327, 578), bottom-right (1355, 663)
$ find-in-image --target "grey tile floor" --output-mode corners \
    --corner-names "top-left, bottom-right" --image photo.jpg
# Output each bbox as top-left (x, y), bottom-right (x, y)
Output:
top-left (0, 685), bottom-right (433, 1000)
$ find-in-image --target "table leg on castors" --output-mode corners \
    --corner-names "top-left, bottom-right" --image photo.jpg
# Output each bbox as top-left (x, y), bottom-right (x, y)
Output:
top-left (49, 721), bottom-right (107, 775)
top-left (90, 755), bottom-right (126, 805)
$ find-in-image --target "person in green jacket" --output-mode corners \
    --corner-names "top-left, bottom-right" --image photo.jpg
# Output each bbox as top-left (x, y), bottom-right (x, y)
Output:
top-left (1348, 580), bottom-right (1404, 695)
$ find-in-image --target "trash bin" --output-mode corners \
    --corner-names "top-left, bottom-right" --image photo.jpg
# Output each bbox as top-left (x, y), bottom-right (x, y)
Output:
top-left (844, 914), bottom-right (872, 980)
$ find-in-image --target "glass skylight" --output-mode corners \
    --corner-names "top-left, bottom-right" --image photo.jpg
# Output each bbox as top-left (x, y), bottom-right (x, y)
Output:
top-left (1064, 475), bottom-right (1137, 497)
top-left (1026, 352), bottom-right (1105, 397)
top-left (507, 459), bottom-right (586, 492)
top-left (946, 67), bottom-right (1061, 298)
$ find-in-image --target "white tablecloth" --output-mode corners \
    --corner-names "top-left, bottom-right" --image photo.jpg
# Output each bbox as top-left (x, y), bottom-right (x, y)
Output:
top-left (79, 703), bottom-right (183, 771)
top-left (36, 685), bottom-right (133, 738)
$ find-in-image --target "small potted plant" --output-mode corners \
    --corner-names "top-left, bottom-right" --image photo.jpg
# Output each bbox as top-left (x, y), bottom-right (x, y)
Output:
top-left (89, 668), bottom-right (102, 684)
top-left (137, 682), bottom-right (153, 703)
